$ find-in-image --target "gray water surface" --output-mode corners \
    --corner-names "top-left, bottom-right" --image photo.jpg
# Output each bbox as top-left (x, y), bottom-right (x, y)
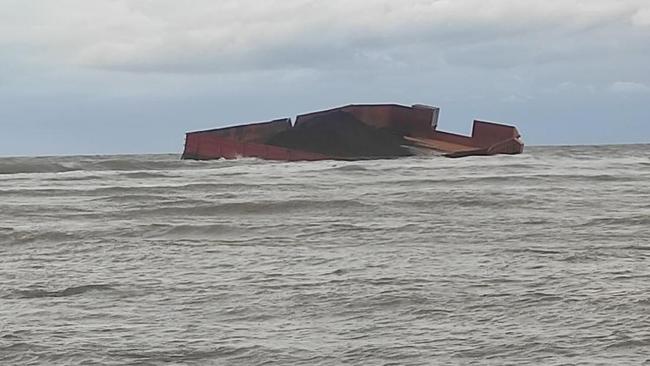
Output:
top-left (1, 145), bottom-right (649, 365)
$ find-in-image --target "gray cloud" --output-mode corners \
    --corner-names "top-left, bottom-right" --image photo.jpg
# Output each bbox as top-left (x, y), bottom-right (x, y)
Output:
top-left (2, 0), bottom-right (646, 74)
top-left (1, 0), bottom-right (649, 155)
top-left (610, 81), bottom-right (650, 93)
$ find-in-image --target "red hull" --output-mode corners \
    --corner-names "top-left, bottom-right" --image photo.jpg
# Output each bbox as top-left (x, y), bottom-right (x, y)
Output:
top-left (182, 104), bottom-right (524, 161)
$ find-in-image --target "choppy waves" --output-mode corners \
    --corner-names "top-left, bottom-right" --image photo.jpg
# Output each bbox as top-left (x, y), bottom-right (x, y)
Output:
top-left (13, 285), bottom-right (114, 299)
top-left (1, 145), bottom-right (650, 365)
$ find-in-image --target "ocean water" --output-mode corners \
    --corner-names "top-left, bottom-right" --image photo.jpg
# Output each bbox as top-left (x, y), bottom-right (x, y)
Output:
top-left (1, 145), bottom-right (649, 365)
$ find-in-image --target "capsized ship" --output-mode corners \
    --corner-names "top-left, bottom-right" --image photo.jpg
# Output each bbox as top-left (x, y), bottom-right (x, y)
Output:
top-left (182, 104), bottom-right (524, 161)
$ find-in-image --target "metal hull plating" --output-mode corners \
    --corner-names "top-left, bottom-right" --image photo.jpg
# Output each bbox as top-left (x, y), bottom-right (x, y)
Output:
top-left (182, 104), bottom-right (524, 161)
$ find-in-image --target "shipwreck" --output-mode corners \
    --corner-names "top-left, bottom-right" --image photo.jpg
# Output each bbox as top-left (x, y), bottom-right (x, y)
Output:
top-left (182, 104), bottom-right (524, 161)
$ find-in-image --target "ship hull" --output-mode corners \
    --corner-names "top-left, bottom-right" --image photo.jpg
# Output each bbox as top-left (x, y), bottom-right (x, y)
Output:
top-left (182, 104), bottom-right (524, 161)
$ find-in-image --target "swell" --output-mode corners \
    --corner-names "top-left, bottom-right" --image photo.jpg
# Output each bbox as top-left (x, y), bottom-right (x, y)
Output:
top-left (90, 194), bottom-right (212, 205)
top-left (111, 345), bottom-right (267, 363)
top-left (43, 171), bottom-right (175, 181)
top-left (579, 215), bottom-right (650, 227)
top-left (0, 154), bottom-right (266, 175)
top-left (1, 229), bottom-right (79, 246)
top-left (140, 223), bottom-right (242, 239)
top-left (0, 161), bottom-right (80, 175)
top-left (388, 196), bottom-right (543, 209)
top-left (125, 199), bottom-right (372, 217)
top-left (0, 183), bottom-right (312, 197)
top-left (381, 173), bottom-right (640, 187)
top-left (12, 284), bottom-right (113, 299)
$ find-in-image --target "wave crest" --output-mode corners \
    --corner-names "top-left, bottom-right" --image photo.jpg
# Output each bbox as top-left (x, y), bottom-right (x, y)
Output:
top-left (13, 284), bottom-right (113, 299)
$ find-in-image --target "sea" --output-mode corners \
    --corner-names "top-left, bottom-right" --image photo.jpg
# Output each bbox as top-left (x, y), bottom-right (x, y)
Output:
top-left (1, 145), bottom-right (649, 365)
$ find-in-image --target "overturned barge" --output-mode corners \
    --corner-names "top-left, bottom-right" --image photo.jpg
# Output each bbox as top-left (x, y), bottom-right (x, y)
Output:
top-left (182, 104), bottom-right (523, 161)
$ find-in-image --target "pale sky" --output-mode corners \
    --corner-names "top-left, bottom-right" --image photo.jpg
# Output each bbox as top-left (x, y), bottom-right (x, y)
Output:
top-left (1, 0), bottom-right (649, 155)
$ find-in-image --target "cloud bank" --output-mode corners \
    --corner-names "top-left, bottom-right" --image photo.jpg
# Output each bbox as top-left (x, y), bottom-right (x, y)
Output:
top-left (2, 0), bottom-right (647, 73)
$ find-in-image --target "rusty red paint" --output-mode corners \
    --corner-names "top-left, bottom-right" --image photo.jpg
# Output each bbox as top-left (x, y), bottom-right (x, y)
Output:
top-left (182, 104), bottom-right (524, 161)
top-left (183, 133), bottom-right (329, 161)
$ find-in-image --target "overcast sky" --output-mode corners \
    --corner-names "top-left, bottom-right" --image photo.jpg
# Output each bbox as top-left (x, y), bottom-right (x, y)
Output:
top-left (1, 0), bottom-right (649, 155)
